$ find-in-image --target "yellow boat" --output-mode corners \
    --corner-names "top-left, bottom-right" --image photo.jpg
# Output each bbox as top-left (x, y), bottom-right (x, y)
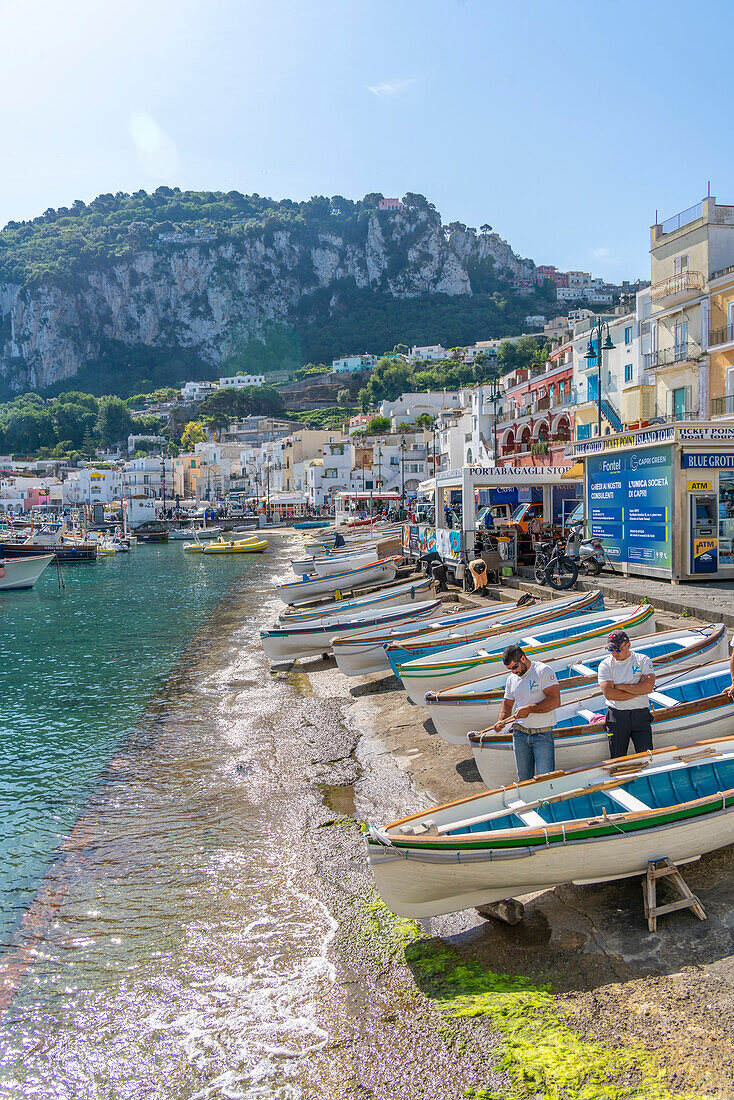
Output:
top-left (183, 533), bottom-right (261, 553)
top-left (202, 538), bottom-right (268, 554)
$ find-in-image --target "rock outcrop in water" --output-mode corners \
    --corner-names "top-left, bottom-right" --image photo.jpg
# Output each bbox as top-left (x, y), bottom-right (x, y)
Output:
top-left (0, 191), bottom-right (540, 392)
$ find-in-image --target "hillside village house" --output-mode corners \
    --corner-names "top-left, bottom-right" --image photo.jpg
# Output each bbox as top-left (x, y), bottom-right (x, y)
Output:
top-left (330, 354), bottom-right (378, 373)
top-left (180, 380), bottom-right (219, 400)
top-left (218, 374), bottom-right (266, 388)
top-left (379, 391), bottom-right (463, 428)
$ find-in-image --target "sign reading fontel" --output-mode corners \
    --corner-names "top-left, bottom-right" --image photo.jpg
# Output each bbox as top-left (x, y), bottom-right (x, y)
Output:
top-left (586, 444), bottom-right (673, 569)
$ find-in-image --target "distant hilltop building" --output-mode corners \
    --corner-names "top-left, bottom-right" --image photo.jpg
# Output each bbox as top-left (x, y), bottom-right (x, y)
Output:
top-left (379, 198), bottom-right (404, 211)
top-left (219, 374), bottom-right (266, 388)
top-left (181, 380), bottom-right (219, 400)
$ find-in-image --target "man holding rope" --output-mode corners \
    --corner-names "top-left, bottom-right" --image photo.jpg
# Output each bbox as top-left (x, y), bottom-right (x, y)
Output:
top-left (493, 645), bottom-right (561, 782)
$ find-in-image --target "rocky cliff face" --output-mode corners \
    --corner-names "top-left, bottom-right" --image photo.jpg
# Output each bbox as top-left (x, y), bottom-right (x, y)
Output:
top-left (0, 203), bottom-right (535, 392)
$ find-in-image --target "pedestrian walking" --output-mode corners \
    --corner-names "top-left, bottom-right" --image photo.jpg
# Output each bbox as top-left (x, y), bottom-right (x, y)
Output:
top-left (493, 645), bottom-right (560, 782)
top-left (598, 630), bottom-right (656, 758)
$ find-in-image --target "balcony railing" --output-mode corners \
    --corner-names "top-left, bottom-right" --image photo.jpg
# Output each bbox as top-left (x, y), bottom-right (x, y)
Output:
top-left (643, 342), bottom-right (701, 370)
top-left (650, 270), bottom-right (704, 303)
top-left (709, 324), bottom-right (734, 347)
top-left (712, 394), bottom-right (734, 417)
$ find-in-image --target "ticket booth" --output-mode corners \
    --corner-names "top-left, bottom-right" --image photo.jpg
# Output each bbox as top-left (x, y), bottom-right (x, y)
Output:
top-left (572, 423), bottom-right (734, 582)
top-left (403, 463), bottom-right (582, 573)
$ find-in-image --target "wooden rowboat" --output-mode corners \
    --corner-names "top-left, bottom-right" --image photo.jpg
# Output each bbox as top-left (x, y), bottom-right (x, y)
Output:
top-left (425, 624), bottom-right (728, 744)
top-left (276, 557), bottom-right (401, 605)
top-left (278, 577), bottom-right (433, 622)
top-left (367, 736), bottom-right (734, 917)
top-left (260, 598), bottom-right (442, 662)
top-left (379, 590), bottom-right (603, 678)
top-left (394, 604), bottom-right (656, 706)
top-left (331, 590), bottom-right (602, 678)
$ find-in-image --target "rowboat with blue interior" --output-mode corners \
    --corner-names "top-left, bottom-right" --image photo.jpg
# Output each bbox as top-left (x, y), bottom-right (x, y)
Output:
top-left (469, 658), bottom-right (734, 788)
top-left (367, 736), bottom-right (734, 917)
top-left (424, 624), bottom-right (728, 744)
top-left (276, 556), bottom-right (400, 605)
top-left (331, 590), bottom-right (602, 677)
top-left (394, 604), bottom-right (656, 706)
top-left (279, 577), bottom-right (433, 622)
top-left (260, 597), bottom-right (442, 662)
top-left (291, 548), bottom-right (380, 577)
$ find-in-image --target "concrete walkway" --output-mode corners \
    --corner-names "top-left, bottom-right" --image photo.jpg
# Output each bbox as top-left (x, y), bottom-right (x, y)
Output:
top-left (496, 569), bottom-right (734, 627)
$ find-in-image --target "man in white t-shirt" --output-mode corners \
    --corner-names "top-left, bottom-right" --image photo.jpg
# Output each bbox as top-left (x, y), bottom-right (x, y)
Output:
top-left (493, 645), bottom-right (561, 782)
top-left (598, 630), bottom-right (656, 759)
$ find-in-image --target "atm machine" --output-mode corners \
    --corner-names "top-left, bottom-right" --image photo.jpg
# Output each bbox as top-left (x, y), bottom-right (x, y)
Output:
top-left (689, 492), bottom-right (718, 574)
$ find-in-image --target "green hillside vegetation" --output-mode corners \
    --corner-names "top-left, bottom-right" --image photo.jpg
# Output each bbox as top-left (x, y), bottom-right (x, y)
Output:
top-left (0, 392), bottom-right (162, 458)
top-left (0, 382), bottom-right (286, 457)
top-left (355, 335), bottom-right (550, 409)
top-left (0, 188), bottom-right (412, 287)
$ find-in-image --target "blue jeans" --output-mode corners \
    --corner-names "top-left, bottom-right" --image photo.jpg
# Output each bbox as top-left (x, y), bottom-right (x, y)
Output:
top-left (512, 725), bottom-right (556, 783)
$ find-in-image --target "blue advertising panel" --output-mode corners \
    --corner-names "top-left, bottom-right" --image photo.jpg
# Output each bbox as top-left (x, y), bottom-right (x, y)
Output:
top-left (586, 444), bottom-right (673, 570)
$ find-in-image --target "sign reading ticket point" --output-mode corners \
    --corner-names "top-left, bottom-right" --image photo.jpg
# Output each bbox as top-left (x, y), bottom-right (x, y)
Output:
top-left (586, 444), bottom-right (673, 570)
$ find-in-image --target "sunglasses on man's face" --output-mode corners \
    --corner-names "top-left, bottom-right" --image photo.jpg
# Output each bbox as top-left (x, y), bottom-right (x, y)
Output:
top-left (608, 644), bottom-right (626, 653)
top-left (507, 659), bottom-right (525, 672)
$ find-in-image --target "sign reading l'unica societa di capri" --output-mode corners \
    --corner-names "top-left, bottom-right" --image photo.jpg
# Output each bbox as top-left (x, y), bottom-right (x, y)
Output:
top-left (586, 444), bottom-right (673, 569)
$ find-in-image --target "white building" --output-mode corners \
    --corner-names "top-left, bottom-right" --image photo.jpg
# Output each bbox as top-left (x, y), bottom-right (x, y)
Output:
top-left (128, 433), bottom-right (165, 453)
top-left (192, 442), bottom-right (244, 500)
top-left (408, 345), bottom-right (447, 362)
top-left (181, 380), bottom-right (219, 401)
top-left (379, 391), bottom-right (463, 428)
top-left (61, 467), bottom-right (123, 506)
top-left (123, 457), bottom-right (173, 501)
top-left (219, 374), bottom-right (266, 389)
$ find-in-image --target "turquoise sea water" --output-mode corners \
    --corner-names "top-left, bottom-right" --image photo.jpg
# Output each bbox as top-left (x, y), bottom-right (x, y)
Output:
top-left (0, 543), bottom-right (261, 945)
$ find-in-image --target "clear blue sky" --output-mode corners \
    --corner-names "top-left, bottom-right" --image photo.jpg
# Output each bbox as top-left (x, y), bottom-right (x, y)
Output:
top-left (2, 0), bottom-right (733, 281)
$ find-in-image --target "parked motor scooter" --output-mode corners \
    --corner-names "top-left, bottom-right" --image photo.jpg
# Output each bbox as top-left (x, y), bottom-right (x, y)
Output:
top-left (565, 522), bottom-right (606, 576)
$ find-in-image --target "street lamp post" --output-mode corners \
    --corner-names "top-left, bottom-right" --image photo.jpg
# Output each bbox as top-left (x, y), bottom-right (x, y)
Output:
top-left (489, 376), bottom-right (502, 464)
top-left (400, 435), bottom-right (406, 510)
top-left (583, 321), bottom-right (615, 437)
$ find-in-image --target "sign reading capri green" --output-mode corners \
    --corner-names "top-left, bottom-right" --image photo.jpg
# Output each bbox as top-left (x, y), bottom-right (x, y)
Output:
top-left (586, 443), bottom-right (673, 570)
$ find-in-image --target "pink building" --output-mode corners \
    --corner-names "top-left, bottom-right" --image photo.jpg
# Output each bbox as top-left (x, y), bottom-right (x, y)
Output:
top-left (378, 198), bottom-right (404, 211)
top-left (348, 413), bottom-right (371, 434)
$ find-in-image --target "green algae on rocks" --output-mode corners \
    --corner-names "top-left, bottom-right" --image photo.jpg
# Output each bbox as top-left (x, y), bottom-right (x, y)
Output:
top-left (406, 940), bottom-right (710, 1100)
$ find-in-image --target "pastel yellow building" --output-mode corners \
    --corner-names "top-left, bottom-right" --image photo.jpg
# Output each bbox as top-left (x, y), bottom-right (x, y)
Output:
top-left (649, 196), bottom-right (734, 420)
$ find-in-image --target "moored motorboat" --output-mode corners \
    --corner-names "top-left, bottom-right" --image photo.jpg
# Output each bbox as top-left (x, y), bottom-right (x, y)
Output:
top-left (394, 604), bottom-right (656, 706)
top-left (425, 624), bottom-right (729, 744)
top-left (469, 658), bottom-right (734, 788)
top-left (276, 557), bottom-right (401, 605)
top-left (0, 553), bottom-right (54, 591)
top-left (260, 598), bottom-right (442, 662)
top-left (168, 526), bottom-right (223, 540)
top-left (367, 735), bottom-right (734, 917)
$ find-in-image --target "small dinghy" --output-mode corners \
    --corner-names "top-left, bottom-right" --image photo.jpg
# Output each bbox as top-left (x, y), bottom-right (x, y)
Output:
top-left (425, 624), bottom-right (728, 744)
top-left (276, 557), bottom-right (401, 605)
top-left (367, 735), bottom-right (734, 917)
top-left (260, 598), bottom-right (442, 662)
top-left (470, 658), bottom-right (734, 788)
top-left (375, 590), bottom-right (603, 679)
top-left (331, 591), bottom-right (600, 677)
top-left (394, 604), bottom-right (656, 706)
